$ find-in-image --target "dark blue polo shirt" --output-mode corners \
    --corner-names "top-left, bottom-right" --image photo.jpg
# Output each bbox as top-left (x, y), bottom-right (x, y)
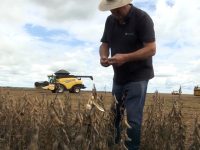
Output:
top-left (101, 4), bottom-right (155, 84)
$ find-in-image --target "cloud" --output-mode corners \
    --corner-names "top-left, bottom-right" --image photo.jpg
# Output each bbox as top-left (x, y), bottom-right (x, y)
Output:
top-left (155, 0), bottom-right (200, 46)
top-left (134, 0), bottom-right (157, 13)
top-left (0, 0), bottom-right (107, 90)
top-left (31, 0), bottom-right (99, 22)
top-left (148, 0), bottom-right (200, 93)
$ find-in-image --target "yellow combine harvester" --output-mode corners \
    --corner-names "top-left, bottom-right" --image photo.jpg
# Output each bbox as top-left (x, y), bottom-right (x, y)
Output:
top-left (35, 70), bottom-right (93, 93)
top-left (194, 86), bottom-right (200, 96)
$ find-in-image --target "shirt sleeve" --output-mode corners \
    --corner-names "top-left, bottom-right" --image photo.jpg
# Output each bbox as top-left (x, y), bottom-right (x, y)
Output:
top-left (100, 16), bottom-right (110, 43)
top-left (137, 13), bottom-right (155, 43)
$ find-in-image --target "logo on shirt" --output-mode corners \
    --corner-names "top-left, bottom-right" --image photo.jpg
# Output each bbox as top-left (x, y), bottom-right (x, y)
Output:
top-left (125, 32), bottom-right (134, 36)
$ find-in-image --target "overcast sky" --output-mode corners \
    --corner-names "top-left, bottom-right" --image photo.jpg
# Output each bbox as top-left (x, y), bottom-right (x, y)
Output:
top-left (0, 0), bottom-right (200, 94)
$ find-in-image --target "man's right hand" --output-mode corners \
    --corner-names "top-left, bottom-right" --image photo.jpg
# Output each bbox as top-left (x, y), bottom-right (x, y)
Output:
top-left (100, 57), bottom-right (110, 67)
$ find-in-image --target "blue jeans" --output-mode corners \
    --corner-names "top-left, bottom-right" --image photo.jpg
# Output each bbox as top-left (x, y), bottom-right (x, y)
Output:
top-left (112, 80), bottom-right (148, 150)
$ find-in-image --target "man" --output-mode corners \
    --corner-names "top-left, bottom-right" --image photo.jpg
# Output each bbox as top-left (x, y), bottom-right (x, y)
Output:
top-left (98, 0), bottom-right (156, 149)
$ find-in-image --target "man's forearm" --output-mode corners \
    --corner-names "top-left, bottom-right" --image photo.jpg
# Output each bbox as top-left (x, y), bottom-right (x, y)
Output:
top-left (99, 43), bottom-right (109, 58)
top-left (108, 42), bottom-right (156, 66)
top-left (99, 43), bottom-right (111, 67)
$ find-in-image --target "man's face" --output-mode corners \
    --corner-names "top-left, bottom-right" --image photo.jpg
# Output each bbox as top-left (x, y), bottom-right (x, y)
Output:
top-left (110, 6), bottom-right (125, 21)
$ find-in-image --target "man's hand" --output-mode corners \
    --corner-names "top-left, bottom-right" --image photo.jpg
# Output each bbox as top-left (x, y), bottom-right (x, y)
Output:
top-left (100, 57), bottom-right (110, 67)
top-left (108, 53), bottom-right (128, 66)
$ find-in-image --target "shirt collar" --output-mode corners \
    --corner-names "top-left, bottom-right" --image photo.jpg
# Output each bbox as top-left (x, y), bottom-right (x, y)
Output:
top-left (113, 4), bottom-right (134, 25)
top-left (123, 4), bottom-right (134, 23)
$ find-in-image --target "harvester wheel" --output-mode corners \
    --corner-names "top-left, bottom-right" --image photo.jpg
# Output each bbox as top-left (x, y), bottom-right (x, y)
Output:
top-left (57, 84), bottom-right (65, 93)
top-left (52, 84), bottom-right (65, 93)
top-left (73, 86), bottom-right (81, 93)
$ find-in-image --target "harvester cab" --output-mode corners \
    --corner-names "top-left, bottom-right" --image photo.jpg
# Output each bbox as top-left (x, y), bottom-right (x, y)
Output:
top-left (35, 70), bottom-right (93, 93)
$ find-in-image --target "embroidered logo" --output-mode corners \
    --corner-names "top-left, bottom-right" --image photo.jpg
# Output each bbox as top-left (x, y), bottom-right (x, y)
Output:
top-left (125, 32), bottom-right (134, 36)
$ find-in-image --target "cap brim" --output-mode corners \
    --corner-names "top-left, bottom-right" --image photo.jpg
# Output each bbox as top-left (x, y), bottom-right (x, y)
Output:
top-left (98, 0), bottom-right (132, 11)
